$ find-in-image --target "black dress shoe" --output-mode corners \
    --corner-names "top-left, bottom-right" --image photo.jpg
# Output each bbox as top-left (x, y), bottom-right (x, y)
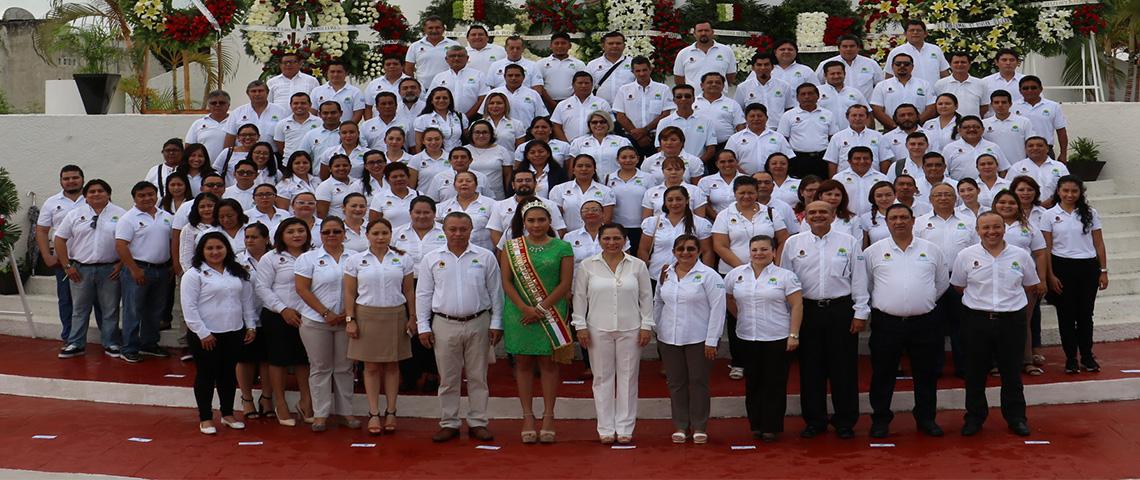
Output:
top-left (961, 422), bottom-right (982, 436)
top-left (800, 425), bottom-right (825, 438)
top-left (1064, 358), bottom-right (1080, 374)
top-left (917, 422), bottom-right (944, 437)
top-left (1081, 358), bottom-right (1101, 372)
top-left (432, 427), bottom-right (461, 442)
top-left (869, 423), bottom-right (890, 439)
top-left (761, 433), bottom-right (778, 443)
top-left (1008, 421), bottom-right (1031, 437)
top-left (835, 427), bottom-right (855, 439)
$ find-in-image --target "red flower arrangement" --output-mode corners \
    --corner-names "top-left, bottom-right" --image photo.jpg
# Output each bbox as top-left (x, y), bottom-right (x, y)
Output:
top-left (823, 17), bottom-right (857, 46)
top-left (651, 0), bottom-right (685, 79)
top-left (525, 0), bottom-right (582, 33)
top-left (1071, 4), bottom-right (1107, 37)
top-left (161, 0), bottom-right (239, 48)
top-left (371, 2), bottom-right (410, 41)
top-left (473, 0), bottom-right (486, 20)
top-left (380, 43), bottom-right (408, 59)
top-left (745, 34), bottom-right (774, 53)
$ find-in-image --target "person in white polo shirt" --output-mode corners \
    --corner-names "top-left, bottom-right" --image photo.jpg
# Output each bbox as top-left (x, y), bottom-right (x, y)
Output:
top-left (735, 52), bottom-right (795, 130)
top-left (487, 35), bottom-right (545, 91)
top-left (871, 53), bottom-right (934, 130)
top-left (886, 19), bottom-right (949, 85)
top-left (273, 92), bottom-right (320, 159)
top-left (941, 116), bottom-right (1010, 180)
top-left (363, 55), bottom-right (409, 119)
top-left (613, 56), bottom-right (673, 156)
top-left (952, 211), bottom-right (1041, 437)
top-left (1013, 75), bottom-right (1069, 162)
top-left (310, 61), bottom-right (365, 123)
top-left (551, 72), bottom-right (612, 142)
top-left (772, 40), bottom-right (817, 88)
top-left (817, 60), bottom-right (870, 131)
top-left (983, 90), bottom-right (1036, 162)
top-left (483, 64), bottom-right (548, 130)
top-left (223, 160), bottom-right (260, 211)
top-left (266, 52), bottom-right (319, 109)
top-left (864, 203), bottom-right (947, 439)
top-left (55, 179), bottom-right (125, 359)
top-left (186, 90), bottom-right (231, 163)
top-left (694, 72), bottom-right (745, 149)
top-left (360, 92), bottom-right (413, 148)
top-left (882, 104), bottom-right (925, 161)
top-left (656, 84), bottom-right (717, 164)
top-left (778, 83), bottom-right (838, 179)
top-left (299, 101), bottom-right (343, 166)
top-left (464, 25), bottom-right (506, 74)
top-left (115, 181), bottom-right (175, 363)
top-left (724, 104), bottom-right (794, 175)
top-left (983, 49), bottom-right (1025, 104)
top-left (587, 31), bottom-right (636, 106)
top-left (834, 147), bottom-right (889, 215)
top-left (814, 35), bottom-right (884, 100)
top-left (1006, 137), bottom-right (1069, 206)
top-left (429, 46), bottom-right (489, 119)
top-left (824, 105), bottom-right (892, 176)
top-left (404, 15), bottom-right (460, 84)
top-left (539, 32), bottom-right (588, 110)
top-left (224, 80), bottom-right (288, 150)
top-left (36, 165), bottom-right (88, 342)
top-left (1041, 176), bottom-right (1108, 374)
top-left (933, 52), bottom-right (988, 118)
top-left (673, 22), bottom-right (736, 94)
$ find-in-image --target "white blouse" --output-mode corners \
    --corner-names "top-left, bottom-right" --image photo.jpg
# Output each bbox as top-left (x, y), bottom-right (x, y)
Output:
top-left (314, 177), bottom-right (363, 219)
top-left (255, 250), bottom-right (301, 314)
top-left (567, 134), bottom-right (633, 178)
top-left (604, 169), bottom-right (659, 228)
top-left (344, 249), bottom-right (414, 307)
top-left (724, 263), bottom-right (802, 342)
top-left (293, 247), bottom-right (356, 322)
top-left (697, 172), bottom-right (744, 215)
top-left (711, 202), bottom-right (788, 274)
top-left (641, 214), bottom-right (713, 276)
top-left (436, 195), bottom-right (495, 251)
top-left (369, 188), bottom-right (419, 229)
top-left (571, 253), bottom-right (654, 332)
top-left (392, 223), bottom-right (448, 275)
top-left (468, 144), bottom-right (515, 199)
top-left (276, 175), bottom-right (321, 203)
top-left (653, 261), bottom-right (726, 347)
top-left (1040, 205), bottom-right (1102, 260)
top-left (408, 151), bottom-right (450, 190)
top-left (181, 266), bottom-right (258, 339)
top-left (549, 180), bottom-right (617, 231)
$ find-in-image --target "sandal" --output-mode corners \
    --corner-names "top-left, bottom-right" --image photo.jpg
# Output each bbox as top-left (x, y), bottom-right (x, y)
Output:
top-left (539, 414), bottom-right (556, 444)
top-left (1032, 354), bottom-right (1046, 367)
top-left (367, 412), bottom-right (383, 436)
top-left (521, 414), bottom-right (538, 444)
top-left (259, 394), bottom-right (275, 418)
top-left (1024, 364), bottom-right (1045, 376)
top-left (240, 395), bottom-right (260, 420)
top-left (383, 410), bottom-right (397, 433)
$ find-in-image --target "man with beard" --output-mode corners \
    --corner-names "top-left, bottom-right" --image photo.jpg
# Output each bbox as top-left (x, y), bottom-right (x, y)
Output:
top-left (674, 22), bottom-right (736, 96)
top-left (396, 77), bottom-right (427, 128)
top-left (487, 169), bottom-right (568, 248)
top-left (37, 165), bottom-right (93, 341)
top-left (882, 104), bottom-right (925, 166)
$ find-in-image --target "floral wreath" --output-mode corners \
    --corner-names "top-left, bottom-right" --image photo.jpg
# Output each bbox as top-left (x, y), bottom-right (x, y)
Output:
top-left (123, 0), bottom-right (248, 51)
top-left (243, 0), bottom-right (357, 79)
top-left (352, 0), bottom-right (412, 79)
top-left (418, 0), bottom-right (520, 33)
top-left (858, 0), bottom-right (921, 61)
top-left (924, 0), bottom-right (1019, 75)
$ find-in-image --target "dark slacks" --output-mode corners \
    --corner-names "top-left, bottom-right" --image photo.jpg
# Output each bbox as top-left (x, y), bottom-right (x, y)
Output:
top-left (741, 338), bottom-right (790, 434)
top-left (726, 312), bottom-right (744, 369)
top-left (868, 310), bottom-right (941, 426)
top-left (799, 297), bottom-right (859, 430)
top-left (187, 329), bottom-right (243, 421)
top-left (1047, 256), bottom-right (1100, 361)
top-left (962, 308), bottom-right (1027, 426)
top-left (791, 151), bottom-right (828, 179)
top-left (932, 288), bottom-right (965, 376)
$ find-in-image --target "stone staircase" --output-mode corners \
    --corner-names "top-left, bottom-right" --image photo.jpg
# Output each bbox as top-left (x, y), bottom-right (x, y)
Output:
top-left (2, 179), bottom-right (1139, 349)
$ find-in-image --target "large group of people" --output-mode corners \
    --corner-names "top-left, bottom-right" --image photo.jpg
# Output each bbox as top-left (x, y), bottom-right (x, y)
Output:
top-left (33, 16), bottom-right (1111, 444)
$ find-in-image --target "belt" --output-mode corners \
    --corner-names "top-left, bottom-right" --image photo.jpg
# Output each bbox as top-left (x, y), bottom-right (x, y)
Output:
top-left (75, 261), bottom-right (116, 267)
top-left (793, 150), bottom-right (826, 156)
top-left (805, 295), bottom-right (852, 308)
top-left (433, 309), bottom-right (488, 322)
top-left (874, 309), bottom-right (932, 321)
top-left (971, 309), bottom-right (1022, 320)
top-left (134, 260), bottom-right (172, 268)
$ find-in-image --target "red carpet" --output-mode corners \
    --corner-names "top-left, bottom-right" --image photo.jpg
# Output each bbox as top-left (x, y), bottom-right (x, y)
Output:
top-left (0, 394), bottom-right (1137, 478)
top-left (4, 334), bottom-right (1140, 397)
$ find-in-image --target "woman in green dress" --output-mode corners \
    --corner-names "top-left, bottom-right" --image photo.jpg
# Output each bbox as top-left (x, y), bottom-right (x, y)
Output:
top-left (500, 197), bottom-right (575, 444)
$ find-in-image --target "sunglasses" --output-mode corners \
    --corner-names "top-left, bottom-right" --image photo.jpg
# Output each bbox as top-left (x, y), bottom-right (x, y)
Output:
top-left (203, 182), bottom-right (225, 188)
top-left (673, 246), bottom-right (699, 253)
top-left (89, 214), bottom-right (99, 230)
top-left (321, 229), bottom-right (344, 235)
top-left (893, 62), bottom-right (912, 67)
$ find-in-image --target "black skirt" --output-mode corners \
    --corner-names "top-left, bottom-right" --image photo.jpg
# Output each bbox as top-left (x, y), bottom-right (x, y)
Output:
top-left (235, 326), bottom-right (266, 363)
top-left (260, 308), bottom-right (309, 367)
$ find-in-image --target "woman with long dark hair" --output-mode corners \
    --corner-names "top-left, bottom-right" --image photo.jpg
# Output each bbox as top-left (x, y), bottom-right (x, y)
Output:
top-left (1042, 176), bottom-right (1108, 374)
top-left (182, 231), bottom-right (259, 435)
top-left (159, 172), bottom-right (193, 215)
top-left (638, 186), bottom-right (714, 279)
top-left (517, 140), bottom-right (570, 198)
top-left (414, 87), bottom-right (467, 151)
top-left (807, 179), bottom-right (861, 239)
top-left (276, 151), bottom-right (321, 210)
top-left (176, 143), bottom-right (217, 195)
top-left (859, 181), bottom-right (896, 247)
top-left (515, 117), bottom-right (572, 166)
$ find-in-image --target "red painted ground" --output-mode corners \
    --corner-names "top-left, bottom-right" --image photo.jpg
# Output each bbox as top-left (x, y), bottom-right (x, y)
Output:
top-left (0, 394), bottom-right (1137, 478)
top-left (4, 334), bottom-right (1140, 398)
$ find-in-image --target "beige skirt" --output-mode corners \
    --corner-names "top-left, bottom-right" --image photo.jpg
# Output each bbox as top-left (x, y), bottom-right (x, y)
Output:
top-left (348, 304), bottom-right (412, 363)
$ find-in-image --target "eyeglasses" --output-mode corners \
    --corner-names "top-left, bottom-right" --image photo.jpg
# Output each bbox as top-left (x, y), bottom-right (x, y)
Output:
top-left (208, 101), bottom-right (228, 106)
top-left (293, 200), bottom-right (317, 207)
top-left (673, 246), bottom-right (699, 253)
top-left (89, 214), bottom-right (99, 230)
top-left (893, 62), bottom-right (912, 67)
top-left (236, 170), bottom-right (257, 177)
top-left (203, 182), bottom-right (225, 188)
top-left (254, 192), bottom-right (276, 198)
top-left (589, 120), bottom-right (608, 125)
top-left (674, 94), bottom-right (694, 99)
top-left (321, 229), bottom-right (344, 235)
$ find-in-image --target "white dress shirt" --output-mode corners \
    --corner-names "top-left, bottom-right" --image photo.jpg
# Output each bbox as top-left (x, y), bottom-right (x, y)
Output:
top-left (267, 72), bottom-right (319, 108)
top-left (255, 250), bottom-right (301, 314)
top-left (779, 229), bottom-right (872, 319)
top-left (711, 202), bottom-right (787, 274)
top-left (914, 211), bottom-right (979, 272)
top-left (777, 106), bottom-right (838, 152)
top-left (430, 66), bottom-right (490, 114)
top-left (814, 54), bottom-right (885, 99)
top-left (824, 127), bottom-right (894, 171)
top-left (641, 214), bottom-right (713, 275)
top-left (605, 169), bottom-right (660, 228)
top-left (951, 243), bottom-right (1040, 312)
top-left (886, 42), bottom-right (949, 85)
top-left (724, 127), bottom-right (794, 175)
top-left (983, 114), bottom-right (1036, 162)
top-left (550, 95), bottom-right (612, 141)
top-left (276, 175), bottom-right (320, 204)
top-left (114, 207), bottom-right (173, 263)
top-left (415, 244), bottom-right (503, 332)
top-left (550, 181), bottom-right (617, 231)
top-left (181, 266), bottom-right (258, 339)
top-left (310, 82), bottom-right (366, 122)
top-left (653, 261), bottom-right (726, 347)
top-left (55, 203), bottom-right (126, 264)
top-left (724, 262), bottom-right (802, 341)
top-left (941, 138), bottom-right (1010, 180)
top-left (864, 236), bottom-right (948, 316)
top-left (771, 178), bottom-right (801, 206)
top-left (586, 55), bottom-right (636, 105)
top-left (571, 253), bottom-right (654, 331)
top-left (934, 75), bottom-right (988, 117)
top-left (293, 247), bottom-right (355, 321)
top-left (564, 228), bottom-right (629, 265)
top-left (733, 76), bottom-right (794, 130)
top-left (405, 37), bottom-right (461, 83)
top-left (1005, 158), bottom-right (1069, 201)
top-left (1040, 205), bottom-right (1102, 259)
top-left (344, 249), bottom-right (413, 307)
top-left (655, 112), bottom-right (718, 158)
top-left (612, 80), bottom-right (674, 129)
top-left (693, 94), bottom-right (745, 143)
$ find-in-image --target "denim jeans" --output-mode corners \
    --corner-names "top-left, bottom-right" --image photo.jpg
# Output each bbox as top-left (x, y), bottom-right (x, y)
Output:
top-left (121, 263), bottom-right (172, 355)
top-left (55, 268), bottom-right (103, 341)
top-left (66, 263), bottom-right (121, 348)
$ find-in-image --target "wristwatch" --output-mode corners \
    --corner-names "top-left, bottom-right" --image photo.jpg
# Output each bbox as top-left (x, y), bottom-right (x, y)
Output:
top-left (789, 333), bottom-right (800, 339)
top-left (345, 316), bottom-right (354, 323)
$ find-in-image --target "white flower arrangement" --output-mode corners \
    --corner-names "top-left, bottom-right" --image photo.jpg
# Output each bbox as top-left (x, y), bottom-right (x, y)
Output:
top-left (246, 0), bottom-right (281, 62)
top-left (796, 12), bottom-right (828, 48)
top-left (245, 0), bottom-right (353, 61)
top-left (607, 0), bottom-right (654, 32)
top-left (626, 36), bottom-right (655, 60)
top-left (352, 0), bottom-right (382, 25)
top-left (731, 44), bottom-right (757, 75)
top-left (132, 0), bottom-right (164, 32)
top-left (362, 49), bottom-right (384, 78)
top-left (1036, 8), bottom-right (1074, 44)
top-left (462, 0), bottom-right (476, 21)
top-left (315, 1), bottom-right (351, 58)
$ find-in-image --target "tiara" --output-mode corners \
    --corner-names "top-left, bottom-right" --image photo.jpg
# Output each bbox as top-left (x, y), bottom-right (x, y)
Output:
top-left (521, 199), bottom-right (549, 214)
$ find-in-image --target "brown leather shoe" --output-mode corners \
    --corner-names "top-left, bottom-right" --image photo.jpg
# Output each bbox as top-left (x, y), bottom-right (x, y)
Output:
top-left (431, 427), bottom-right (461, 443)
top-left (468, 426), bottom-right (495, 441)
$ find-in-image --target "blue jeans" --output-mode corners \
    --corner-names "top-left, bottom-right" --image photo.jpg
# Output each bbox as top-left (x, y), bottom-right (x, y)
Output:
top-left (120, 262), bottom-right (172, 355)
top-left (55, 268), bottom-right (102, 341)
top-left (66, 263), bottom-right (121, 348)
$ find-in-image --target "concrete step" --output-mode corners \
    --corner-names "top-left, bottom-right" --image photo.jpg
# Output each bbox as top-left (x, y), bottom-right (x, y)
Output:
top-left (1100, 212), bottom-right (1140, 233)
top-left (1089, 194), bottom-right (1140, 215)
top-left (1104, 252), bottom-right (1140, 275)
top-left (1103, 232), bottom-right (1140, 256)
top-left (24, 275), bottom-right (57, 297)
top-left (1085, 179), bottom-right (1116, 197)
top-left (1095, 271), bottom-right (1140, 297)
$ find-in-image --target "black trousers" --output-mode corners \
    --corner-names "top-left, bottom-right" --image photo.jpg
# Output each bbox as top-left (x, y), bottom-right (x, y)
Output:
top-left (726, 312), bottom-right (744, 368)
top-left (1047, 256), bottom-right (1100, 360)
top-left (932, 288), bottom-right (965, 376)
top-left (791, 151), bottom-right (828, 179)
top-left (963, 309), bottom-right (1027, 426)
top-left (741, 338), bottom-right (790, 434)
top-left (400, 333), bottom-right (439, 382)
top-left (799, 297), bottom-right (859, 430)
top-left (868, 310), bottom-right (941, 426)
top-left (187, 329), bottom-right (243, 421)
top-left (625, 228), bottom-right (643, 257)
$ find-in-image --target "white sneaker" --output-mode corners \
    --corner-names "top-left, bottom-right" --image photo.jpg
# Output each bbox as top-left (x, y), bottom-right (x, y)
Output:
top-left (729, 366), bottom-right (744, 380)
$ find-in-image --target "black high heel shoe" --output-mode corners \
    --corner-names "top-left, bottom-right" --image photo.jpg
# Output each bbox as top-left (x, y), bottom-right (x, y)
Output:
top-left (258, 394), bottom-right (275, 418)
top-left (240, 396), bottom-right (260, 420)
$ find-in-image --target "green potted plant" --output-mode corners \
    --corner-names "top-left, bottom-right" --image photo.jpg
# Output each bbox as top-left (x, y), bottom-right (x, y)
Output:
top-left (1067, 136), bottom-right (1106, 182)
top-left (59, 24), bottom-right (125, 114)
